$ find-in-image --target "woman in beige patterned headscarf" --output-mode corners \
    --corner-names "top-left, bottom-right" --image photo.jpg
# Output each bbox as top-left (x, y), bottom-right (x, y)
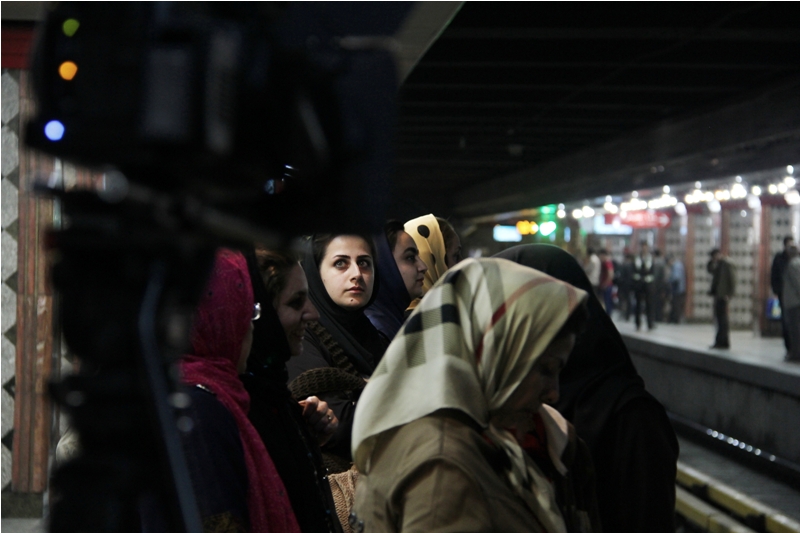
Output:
top-left (351, 258), bottom-right (591, 533)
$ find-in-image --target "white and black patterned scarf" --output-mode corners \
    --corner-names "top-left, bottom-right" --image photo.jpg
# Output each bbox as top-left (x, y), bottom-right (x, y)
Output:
top-left (353, 258), bottom-right (587, 533)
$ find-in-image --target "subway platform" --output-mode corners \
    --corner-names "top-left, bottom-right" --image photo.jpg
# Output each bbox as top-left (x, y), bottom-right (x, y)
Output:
top-left (615, 319), bottom-right (800, 529)
top-left (615, 318), bottom-right (800, 464)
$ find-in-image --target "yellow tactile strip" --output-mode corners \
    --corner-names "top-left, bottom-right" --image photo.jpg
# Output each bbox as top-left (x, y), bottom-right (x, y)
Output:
top-left (676, 486), bottom-right (756, 533)
top-left (676, 461), bottom-right (800, 533)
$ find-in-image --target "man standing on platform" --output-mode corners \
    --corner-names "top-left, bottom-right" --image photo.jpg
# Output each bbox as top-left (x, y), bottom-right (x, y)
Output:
top-left (633, 242), bottom-right (656, 331)
top-left (668, 254), bottom-right (686, 324)
top-left (782, 243), bottom-right (800, 362)
top-left (771, 236), bottom-right (795, 354)
top-left (708, 249), bottom-right (736, 349)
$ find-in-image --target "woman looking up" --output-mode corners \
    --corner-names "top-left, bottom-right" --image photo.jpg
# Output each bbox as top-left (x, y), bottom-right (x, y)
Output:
top-left (351, 258), bottom-right (597, 533)
top-left (495, 244), bottom-right (678, 533)
top-left (403, 215), bottom-right (462, 310)
top-left (286, 234), bottom-right (389, 470)
top-left (241, 248), bottom-right (343, 533)
top-left (140, 250), bottom-right (300, 533)
top-left (365, 221), bottom-right (427, 340)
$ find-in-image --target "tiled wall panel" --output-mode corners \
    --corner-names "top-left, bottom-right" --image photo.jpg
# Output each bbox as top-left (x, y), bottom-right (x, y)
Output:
top-left (2, 68), bottom-right (21, 490)
top-left (691, 214), bottom-right (715, 320)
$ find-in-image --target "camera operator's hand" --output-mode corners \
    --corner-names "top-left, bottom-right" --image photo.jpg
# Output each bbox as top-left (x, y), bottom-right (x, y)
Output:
top-left (299, 396), bottom-right (338, 445)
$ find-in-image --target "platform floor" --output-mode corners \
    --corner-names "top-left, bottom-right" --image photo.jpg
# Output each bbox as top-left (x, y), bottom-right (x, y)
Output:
top-left (613, 318), bottom-right (800, 376)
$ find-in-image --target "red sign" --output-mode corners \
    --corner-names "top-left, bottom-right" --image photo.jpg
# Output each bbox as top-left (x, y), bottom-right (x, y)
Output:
top-left (605, 211), bottom-right (672, 228)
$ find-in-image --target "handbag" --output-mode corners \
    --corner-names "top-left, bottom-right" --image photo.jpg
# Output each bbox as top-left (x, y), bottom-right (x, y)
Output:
top-left (328, 465), bottom-right (360, 533)
top-left (766, 297), bottom-right (782, 321)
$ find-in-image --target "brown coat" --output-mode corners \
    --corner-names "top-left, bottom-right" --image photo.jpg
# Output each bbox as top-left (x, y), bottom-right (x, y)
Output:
top-left (351, 410), bottom-right (600, 533)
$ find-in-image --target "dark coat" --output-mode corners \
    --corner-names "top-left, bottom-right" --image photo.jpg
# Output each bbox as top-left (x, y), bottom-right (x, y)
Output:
top-left (771, 251), bottom-right (790, 298)
top-left (708, 257), bottom-right (736, 299)
top-left (494, 244), bottom-right (678, 533)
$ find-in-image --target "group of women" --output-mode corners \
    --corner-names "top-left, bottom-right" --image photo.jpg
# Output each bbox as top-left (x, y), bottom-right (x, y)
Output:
top-left (150, 213), bottom-right (678, 533)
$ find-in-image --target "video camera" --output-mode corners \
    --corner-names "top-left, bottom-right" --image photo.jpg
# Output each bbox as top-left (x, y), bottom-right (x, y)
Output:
top-left (27, 1), bottom-right (408, 237)
top-left (24, 3), bottom-right (411, 533)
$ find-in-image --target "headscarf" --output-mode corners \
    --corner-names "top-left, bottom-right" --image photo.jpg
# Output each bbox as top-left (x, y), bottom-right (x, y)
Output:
top-left (364, 232), bottom-right (411, 340)
top-left (404, 214), bottom-right (448, 309)
top-left (493, 244), bottom-right (652, 451)
top-left (301, 236), bottom-right (386, 375)
top-left (353, 258), bottom-right (587, 533)
top-left (244, 249), bottom-right (293, 383)
top-left (181, 249), bottom-right (301, 533)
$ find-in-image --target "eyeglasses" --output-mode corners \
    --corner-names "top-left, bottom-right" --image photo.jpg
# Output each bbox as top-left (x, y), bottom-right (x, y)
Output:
top-left (252, 302), bottom-right (261, 322)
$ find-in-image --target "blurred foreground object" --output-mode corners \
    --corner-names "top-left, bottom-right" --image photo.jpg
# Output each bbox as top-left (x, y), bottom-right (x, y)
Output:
top-left (26, 3), bottom-right (412, 533)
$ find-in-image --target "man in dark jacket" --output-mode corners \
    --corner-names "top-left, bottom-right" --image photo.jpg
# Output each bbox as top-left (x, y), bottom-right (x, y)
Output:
top-left (771, 236), bottom-right (795, 353)
top-left (708, 249), bottom-right (736, 349)
top-left (633, 242), bottom-right (656, 331)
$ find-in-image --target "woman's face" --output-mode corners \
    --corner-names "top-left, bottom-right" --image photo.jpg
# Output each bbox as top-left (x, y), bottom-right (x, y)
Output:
top-left (494, 333), bottom-right (576, 423)
top-left (444, 233), bottom-right (463, 269)
top-left (275, 264), bottom-right (319, 356)
top-left (393, 230), bottom-right (428, 299)
top-left (320, 235), bottom-right (375, 309)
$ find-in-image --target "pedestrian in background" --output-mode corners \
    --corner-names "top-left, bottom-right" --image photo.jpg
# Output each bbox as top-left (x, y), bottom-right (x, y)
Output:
top-left (782, 243), bottom-right (800, 362)
top-left (618, 253), bottom-right (635, 321)
top-left (707, 249), bottom-right (737, 349)
top-left (599, 249), bottom-right (615, 315)
top-left (653, 250), bottom-right (669, 323)
top-left (584, 247), bottom-right (602, 302)
top-left (633, 242), bottom-right (656, 331)
top-left (771, 236), bottom-right (796, 355)
top-left (668, 255), bottom-right (686, 324)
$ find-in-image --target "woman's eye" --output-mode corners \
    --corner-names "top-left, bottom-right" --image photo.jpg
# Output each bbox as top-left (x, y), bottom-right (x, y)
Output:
top-left (334, 259), bottom-right (346, 268)
top-left (405, 255), bottom-right (416, 263)
top-left (288, 297), bottom-right (304, 310)
top-left (358, 259), bottom-right (372, 269)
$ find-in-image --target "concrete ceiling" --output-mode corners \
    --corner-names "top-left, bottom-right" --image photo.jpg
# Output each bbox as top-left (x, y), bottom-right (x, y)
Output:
top-left (393, 2), bottom-right (800, 218)
top-left (6, 2), bottom-right (799, 221)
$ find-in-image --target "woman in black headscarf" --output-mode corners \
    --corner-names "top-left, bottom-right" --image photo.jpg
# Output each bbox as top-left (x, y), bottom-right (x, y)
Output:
top-left (494, 244), bottom-right (678, 533)
top-left (364, 221), bottom-right (427, 340)
top-left (242, 248), bottom-right (343, 533)
top-left (286, 234), bottom-right (390, 469)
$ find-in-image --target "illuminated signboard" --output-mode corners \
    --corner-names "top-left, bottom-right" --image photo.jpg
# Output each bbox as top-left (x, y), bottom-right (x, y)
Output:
top-left (493, 225), bottom-right (522, 242)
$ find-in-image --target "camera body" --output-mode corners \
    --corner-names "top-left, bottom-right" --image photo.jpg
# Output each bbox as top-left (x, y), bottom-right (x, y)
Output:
top-left (27, 2), bottom-right (404, 236)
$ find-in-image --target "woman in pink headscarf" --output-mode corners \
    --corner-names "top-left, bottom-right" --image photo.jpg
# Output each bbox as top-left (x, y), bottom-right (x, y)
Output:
top-left (145, 249), bottom-right (302, 533)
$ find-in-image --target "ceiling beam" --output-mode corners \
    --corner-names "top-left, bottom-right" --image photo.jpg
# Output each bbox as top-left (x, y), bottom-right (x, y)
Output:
top-left (391, 2), bottom-right (464, 83)
top-left (441, 27), bottom-right (800, 43)
top-left (451, 79), bottom-right (800, 216)
top-left (403, 83), bottom-right (736, 94)
top-left (413, 61), bottom-right (797, 71)
top-left (401, 101), bottom-right (671, 111)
